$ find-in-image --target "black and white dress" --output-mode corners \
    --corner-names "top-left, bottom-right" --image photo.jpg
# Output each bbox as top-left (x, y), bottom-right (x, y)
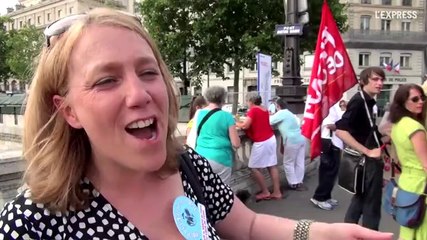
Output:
top-left (0, 149), bottom-right (234, 239)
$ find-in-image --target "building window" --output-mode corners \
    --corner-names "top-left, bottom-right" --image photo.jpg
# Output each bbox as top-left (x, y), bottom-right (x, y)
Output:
top-left (47, 13), bottom-right (51, 22)
top-left (193, 86), bottom-right (201, 95)
top-left (361, 0), bottom-right (371, 3)
top-left (27, 19), bottom-right (31, 25)
top-left (359, 53), bottom-right (370, 67)
top-left (382, 0), bottom-right (391, 5)
top-left (247, 86), bottom-right (257, 92)
top-left (227, 86), bottom-right (234, 103)
top-left (400, 54), bottom-right (411, 68)
top-left (227, 65), bottom-right (233, 73)
top-left (69, 7), bottom-right (74, 14)
top-left (58, 9), bottom-right (62, 18)
top-left (379, 52), bottom-right (392, 66)
top-left (37, 16), bottom-right (41, 24)
top-left (11, 23), bottom-right (14, 29)
top-left (402, 0), bottom-right (412, 6)
top-left (272, 62), bottom-right (278, 70)
top-left (401, 21), bottom-right (410, 31)
top-left (19, 21), bottom-right (23, 28)
top-left (381, 19), bottom-right (391, 31)
top-left (360, 15), bottom-right (371, 30)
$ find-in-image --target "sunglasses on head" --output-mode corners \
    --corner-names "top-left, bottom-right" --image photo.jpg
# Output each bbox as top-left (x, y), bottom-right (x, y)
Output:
top-left (43, 11), bottom-right (141, 47)
top-left (410, 95), bottom-right (426, 103)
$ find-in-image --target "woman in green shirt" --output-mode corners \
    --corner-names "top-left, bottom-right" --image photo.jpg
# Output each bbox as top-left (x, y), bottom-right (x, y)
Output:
top-left (390, 84), bottom-right (427, 240)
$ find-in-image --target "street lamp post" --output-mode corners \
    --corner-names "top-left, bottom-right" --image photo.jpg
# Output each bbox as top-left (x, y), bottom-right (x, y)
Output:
top-left (275, 0), bottom-right (307, 114)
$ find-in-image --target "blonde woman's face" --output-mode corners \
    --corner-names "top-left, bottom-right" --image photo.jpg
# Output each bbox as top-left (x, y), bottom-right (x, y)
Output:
top-left (62, 25), bottom-right (169, 173)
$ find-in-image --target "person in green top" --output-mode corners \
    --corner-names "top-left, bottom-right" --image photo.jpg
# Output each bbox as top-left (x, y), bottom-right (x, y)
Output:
top-left (195, 86), bottom-right (241, 185)
top-left (389, 84), bottom-right (427, 240)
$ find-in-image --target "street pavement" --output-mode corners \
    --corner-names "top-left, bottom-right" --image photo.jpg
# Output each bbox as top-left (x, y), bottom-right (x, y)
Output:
top-left (246, 170), bottom-right (400, 239)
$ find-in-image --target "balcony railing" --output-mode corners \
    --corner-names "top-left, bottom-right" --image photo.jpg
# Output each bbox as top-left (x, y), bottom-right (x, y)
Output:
top-left (343, 29), bottom-right (427, 50)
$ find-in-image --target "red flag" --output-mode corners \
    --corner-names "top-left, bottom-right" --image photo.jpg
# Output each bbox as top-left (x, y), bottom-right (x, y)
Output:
top-left (301, 0), bottom-right (358, 160)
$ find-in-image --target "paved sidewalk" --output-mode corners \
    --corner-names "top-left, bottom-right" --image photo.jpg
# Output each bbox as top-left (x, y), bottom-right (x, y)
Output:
top-left (247, 170), bottom-right (400, 238)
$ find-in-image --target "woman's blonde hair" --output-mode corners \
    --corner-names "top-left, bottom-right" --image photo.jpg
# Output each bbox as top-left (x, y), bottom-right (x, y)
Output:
top-left (23, 8), bottom-right (181, 212)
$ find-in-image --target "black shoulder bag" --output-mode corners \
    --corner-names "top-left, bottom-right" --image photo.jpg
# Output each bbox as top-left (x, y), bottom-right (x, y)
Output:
top-left (194, 108), bottom-right (221, 148)
top-left (338, 91), bottom-right (381, 195)
top-left (179, 149), bottom-right (212, 225)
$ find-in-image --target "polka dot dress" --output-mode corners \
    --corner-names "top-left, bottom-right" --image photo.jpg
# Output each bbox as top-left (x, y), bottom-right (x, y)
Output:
top-left (0, 149), bottom-right (234, 239)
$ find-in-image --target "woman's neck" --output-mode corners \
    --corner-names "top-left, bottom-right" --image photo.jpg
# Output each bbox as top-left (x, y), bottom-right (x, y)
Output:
top-left (206, 103), bottom-right (220, 109)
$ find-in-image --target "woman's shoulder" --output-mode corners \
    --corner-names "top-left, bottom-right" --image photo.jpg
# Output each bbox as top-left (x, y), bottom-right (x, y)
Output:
top-left (392, 116), bottom-right (425, 138)
top-left (396, 116), bottom-right (424, 128)
top-left (0, 189), bottom-right (65, 239)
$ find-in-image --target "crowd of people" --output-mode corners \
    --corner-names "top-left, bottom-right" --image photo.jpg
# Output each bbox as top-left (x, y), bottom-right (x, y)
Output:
top-left (186, 65), bottom-right (427, 240)
top-left (1, 6), bottom-right (426, 240)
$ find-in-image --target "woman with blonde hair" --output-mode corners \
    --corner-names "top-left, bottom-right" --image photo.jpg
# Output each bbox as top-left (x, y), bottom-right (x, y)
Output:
top-left (0, 8), bottom-right (393, 240)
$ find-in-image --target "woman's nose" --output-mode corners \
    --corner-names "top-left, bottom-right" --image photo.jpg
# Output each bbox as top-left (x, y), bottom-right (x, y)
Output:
top-left (124, 74), bottom-right (152, 108)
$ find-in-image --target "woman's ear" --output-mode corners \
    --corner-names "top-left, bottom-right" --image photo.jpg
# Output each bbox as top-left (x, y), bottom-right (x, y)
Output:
top-left (52, 95), bottom-right (83, 129)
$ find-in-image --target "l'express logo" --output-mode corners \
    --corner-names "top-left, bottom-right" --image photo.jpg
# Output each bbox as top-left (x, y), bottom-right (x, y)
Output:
top-left (375, 10), bottom-right (418, 19)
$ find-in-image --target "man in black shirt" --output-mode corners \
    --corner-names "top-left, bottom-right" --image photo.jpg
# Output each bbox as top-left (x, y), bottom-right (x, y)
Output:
top-left (336, 66), bottom-right (384, 230)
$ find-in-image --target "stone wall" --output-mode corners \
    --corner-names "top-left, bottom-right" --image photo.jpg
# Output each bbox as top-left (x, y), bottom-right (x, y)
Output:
top-left (0, 114), bottom-right (23, 150)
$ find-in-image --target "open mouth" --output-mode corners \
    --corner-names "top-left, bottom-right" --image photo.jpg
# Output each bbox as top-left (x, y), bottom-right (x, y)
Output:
top-left (125, 117), bottom-right (158, 140)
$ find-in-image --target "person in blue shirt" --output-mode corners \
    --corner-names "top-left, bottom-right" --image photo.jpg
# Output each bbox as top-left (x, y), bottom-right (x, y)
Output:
top-left (270, 98), bottom-right (307, 191)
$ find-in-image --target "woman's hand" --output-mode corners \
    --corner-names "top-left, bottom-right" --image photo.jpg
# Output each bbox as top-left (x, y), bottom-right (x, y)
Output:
top-left (310, 222), bottom-right (393, 240)
top-left (365, 147), bottom-right (382, 159)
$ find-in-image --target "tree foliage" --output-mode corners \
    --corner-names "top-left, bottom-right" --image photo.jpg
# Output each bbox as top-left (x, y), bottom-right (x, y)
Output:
top-left (139, 0), bottom-right (348, 112)
top-left (6, 25), bottom-right (43, 83)
top-left (0, 17), bottom-right (11, 84)
top-left (139, 0), bottom-right (199, 95)
top-left (301, 0), bottom-right (348, 52)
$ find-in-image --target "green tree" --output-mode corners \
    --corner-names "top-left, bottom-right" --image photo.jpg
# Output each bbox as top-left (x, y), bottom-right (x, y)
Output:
top-left (139, 0), bottom-right (198, 95)
top-left (6, 25), bottom-right (43, 83)
top-left (0, 17), bottom-right (12, 89)
top-left (139, 0), bottom-right (347, 112)
top-left (191, 0), bottom-right (285, 112)
top-left (301, 0), bottom-right (348, 52)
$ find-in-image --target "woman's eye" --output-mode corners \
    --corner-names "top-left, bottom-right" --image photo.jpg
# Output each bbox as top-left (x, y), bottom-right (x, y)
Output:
top-left (94, 77), bottom-right (116, 86)
top-left (139, 69), bottom-right (160, 78)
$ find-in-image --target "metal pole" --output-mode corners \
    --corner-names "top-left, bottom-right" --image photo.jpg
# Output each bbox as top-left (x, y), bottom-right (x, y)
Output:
top-left (283, 0), bottom-right (287, 69)
top-left (207, 67), bottom-right (210, 88)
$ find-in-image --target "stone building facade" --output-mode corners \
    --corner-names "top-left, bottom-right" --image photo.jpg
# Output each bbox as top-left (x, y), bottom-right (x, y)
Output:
top-left (342, 0), bottom-right (427, 111)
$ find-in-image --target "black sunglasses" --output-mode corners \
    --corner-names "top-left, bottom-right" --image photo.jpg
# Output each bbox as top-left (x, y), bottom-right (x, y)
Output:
top-left (410, 95), bottom-right (426, 103)
top-left (43, 12), bottom-right (141, 47)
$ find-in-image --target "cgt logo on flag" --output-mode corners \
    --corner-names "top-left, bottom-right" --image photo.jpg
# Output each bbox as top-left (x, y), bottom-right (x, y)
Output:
top-left (301, 0), bottom-right (358, 160)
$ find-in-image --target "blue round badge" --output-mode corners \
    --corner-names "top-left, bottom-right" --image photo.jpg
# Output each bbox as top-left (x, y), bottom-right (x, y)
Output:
top-left (172, 196), bottom-right (203, 240)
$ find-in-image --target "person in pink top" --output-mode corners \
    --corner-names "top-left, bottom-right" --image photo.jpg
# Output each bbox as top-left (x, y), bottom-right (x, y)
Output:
top-left (237, 92), bottom-right (282, 201)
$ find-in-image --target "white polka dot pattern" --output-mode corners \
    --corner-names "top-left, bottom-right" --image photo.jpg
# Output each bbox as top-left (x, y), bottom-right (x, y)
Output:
top-left (0, 149), bottom-right (234, 239)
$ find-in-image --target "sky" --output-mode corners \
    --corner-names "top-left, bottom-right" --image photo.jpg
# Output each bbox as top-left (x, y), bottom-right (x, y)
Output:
top-left (0, 0), bottom-right (20, 15)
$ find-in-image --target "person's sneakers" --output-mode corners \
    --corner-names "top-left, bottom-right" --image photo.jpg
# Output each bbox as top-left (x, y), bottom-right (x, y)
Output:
top-left (326, 198), bottom-right (338, 207)
top-left (310, 198), bottom-right (333, 210)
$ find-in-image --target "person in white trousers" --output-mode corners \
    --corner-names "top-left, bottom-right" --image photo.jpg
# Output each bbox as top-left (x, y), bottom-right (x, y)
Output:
top-left (270, 98), bottom-right (307, 191)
